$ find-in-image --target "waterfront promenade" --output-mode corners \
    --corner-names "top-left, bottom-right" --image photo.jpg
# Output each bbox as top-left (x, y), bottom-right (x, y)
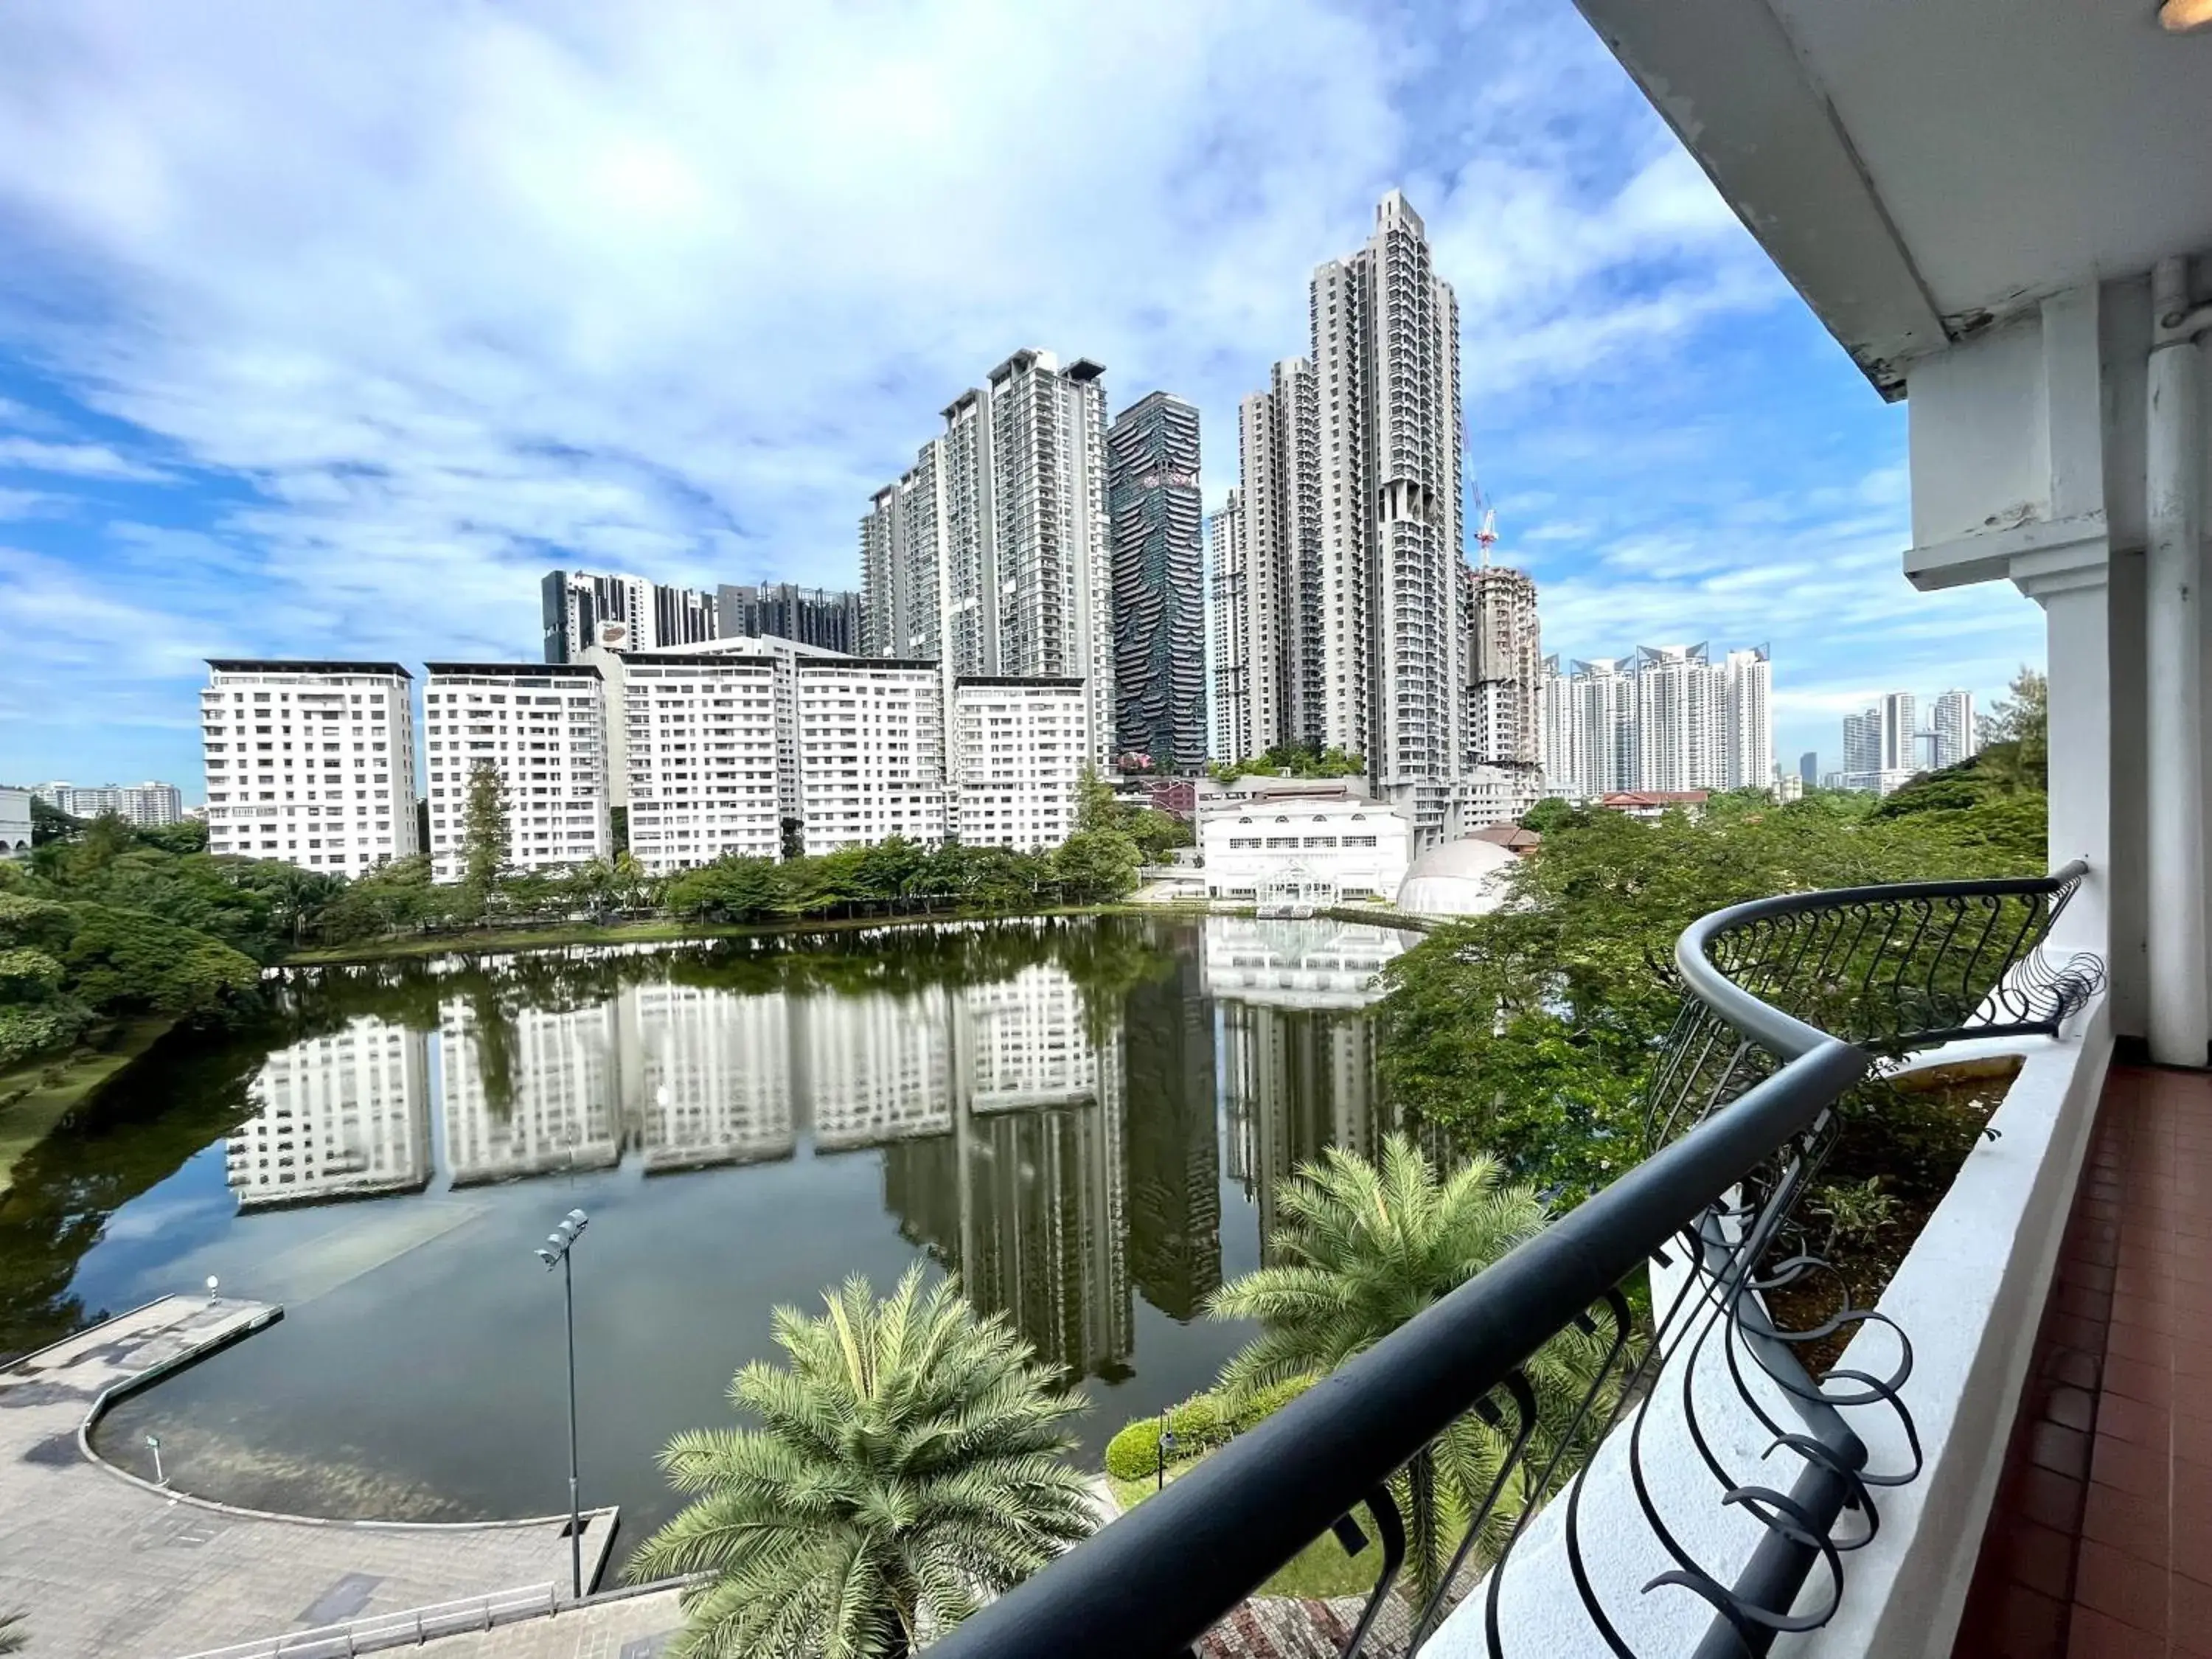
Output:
top-left (0, 1295), bottom-right (618, 1659)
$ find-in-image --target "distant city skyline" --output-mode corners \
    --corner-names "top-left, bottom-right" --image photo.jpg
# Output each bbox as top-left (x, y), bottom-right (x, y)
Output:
top-left (1825, 684), bottom-right (1978, 792)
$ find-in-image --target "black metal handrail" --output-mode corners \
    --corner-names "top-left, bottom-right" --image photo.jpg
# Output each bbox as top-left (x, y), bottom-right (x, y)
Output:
top-left (927, 861), bottom-right (2101, 1659)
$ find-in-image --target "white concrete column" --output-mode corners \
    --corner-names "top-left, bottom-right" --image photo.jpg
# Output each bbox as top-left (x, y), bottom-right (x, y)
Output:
top-left (2012, 546), bottom-right (2112, 964)
top-left (2145, 258), bottom-right (2209, 1066)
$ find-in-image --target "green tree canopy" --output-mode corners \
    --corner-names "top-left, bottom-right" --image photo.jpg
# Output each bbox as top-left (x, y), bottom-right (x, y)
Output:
top-left (1051, 829), bottom-right (1141, 903)
top-left (629, 1268), bottom-right (1096, 1658)
top-left (1378, 787), bottom-right (2046, 1199)
top-left (1210, 742), bottom-right (1366, 783)
top-left (459, 760), bottom-right (511, 918)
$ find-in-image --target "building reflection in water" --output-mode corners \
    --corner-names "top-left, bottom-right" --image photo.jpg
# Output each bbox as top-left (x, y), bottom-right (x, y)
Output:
top-left (225, 1016), bottom-right (433, 1208)
top-left (441, 999), bottom-right (625, 1185)
top-left (880, 961), bottom-right (1130, 1382)
top-left (223, 919), bottom-right (1407, 1376)
top-left (1122, 949), bottom-right (1222, 1321)
top-left (1207, 921), bottom-right (1406, 1261)
top-left (628, 985), bottom-right (796, 1172)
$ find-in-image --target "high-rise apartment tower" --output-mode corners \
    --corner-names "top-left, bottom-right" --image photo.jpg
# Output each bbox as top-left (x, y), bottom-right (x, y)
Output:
top-left (860, 349), bottom-right (1114, 768)
top-left (1215, 192), bottom-right (1467, 843)
top-left (1106, 392), bottom-right (1206, 772)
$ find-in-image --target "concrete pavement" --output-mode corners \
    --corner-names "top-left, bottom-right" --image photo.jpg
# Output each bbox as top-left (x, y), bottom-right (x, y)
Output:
top-left (0, 1295), bottom-right (618, 1659)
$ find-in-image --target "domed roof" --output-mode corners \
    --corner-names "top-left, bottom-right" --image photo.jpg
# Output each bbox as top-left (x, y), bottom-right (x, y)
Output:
top-left (1397, 835), bottom-right (1517, 917)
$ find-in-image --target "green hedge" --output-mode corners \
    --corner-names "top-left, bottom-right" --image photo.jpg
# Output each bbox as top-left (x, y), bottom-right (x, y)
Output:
top-left (1102, 1376), bottom-right (1319, 1481)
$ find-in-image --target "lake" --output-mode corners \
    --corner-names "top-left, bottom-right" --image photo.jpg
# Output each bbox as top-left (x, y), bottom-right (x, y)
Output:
top-left (0, 913), bottom-right (1411, 1559)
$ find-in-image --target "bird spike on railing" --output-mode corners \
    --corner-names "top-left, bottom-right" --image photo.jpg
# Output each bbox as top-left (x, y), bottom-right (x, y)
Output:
top-left (924, 862), bottom-right (2100, 1659)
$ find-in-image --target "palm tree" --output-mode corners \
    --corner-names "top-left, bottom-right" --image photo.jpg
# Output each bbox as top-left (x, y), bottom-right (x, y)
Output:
top-left (628, 1267), bottom-right (1098, 1658)
top-left (0, 1610), bottom-right (25, 1655)
top-left (1207, 1134), bottom-right (1610, 1615)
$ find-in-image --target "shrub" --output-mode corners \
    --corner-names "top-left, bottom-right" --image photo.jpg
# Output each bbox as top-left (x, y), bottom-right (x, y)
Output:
top-left (1228, 1373), bottom-right (1318, 1432)
top-left (1102, 1418), bottom-right (1162, 1481)
top-left (0, 1003), bottom-right (94, 1071)
top-left (1102, 1388), bottom-right (1272, 1481)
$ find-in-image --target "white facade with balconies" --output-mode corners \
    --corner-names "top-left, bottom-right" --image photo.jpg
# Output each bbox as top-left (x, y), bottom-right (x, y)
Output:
top-left (422, 663), bottom-right (609, 881)
top-left (950, 677), bottom-right (1084, 852)
top-left (793, 658), bottom-right (947, 855)
top-left (619, 653), bottom-right (781, 873)
top-left (200, 660), bottom-right (419, 874)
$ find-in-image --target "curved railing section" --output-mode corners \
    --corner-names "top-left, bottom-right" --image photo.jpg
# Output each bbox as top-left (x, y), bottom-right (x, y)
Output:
top-left (926, 862), bottom-right (2102, 1659)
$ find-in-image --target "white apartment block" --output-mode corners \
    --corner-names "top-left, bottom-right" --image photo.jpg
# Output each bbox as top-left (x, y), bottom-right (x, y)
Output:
top-left (225, 1018), bottom-right (431, 1209)
top-left (1541, 655), bottom-right (1635, 800)
top-left (201, 660), bottom-right (420, 874)
top-left (1314, 192), bottom-right (1466, 838)
top-left (35, 780), bottom-right (184, 826)
top-left (951, 677), bottom-right (1083, 852)
top-left (861, 349), bottom-right (1116, 769)
top-left (1633, 644), bottom-right (1725, 792)
top-left (1212, 193), bottom-right (1467, 841)
top-left (1541, 645), bottom-right (1770, 800)
top-left (621, 653), bottom-right (782, 873)
top-left (793, 658), bottom-right (947, 854)
top-left (1932, 689), bottom-right (1978, 771)
top-left (1232, 360), bottom-right (1317, 758)
top-left (1208, 490), bottom-right (1249, 762)
top-left (422, 663), bottom-right (609, 881)
top-left (1721, 647), bottom-right (1775, 792)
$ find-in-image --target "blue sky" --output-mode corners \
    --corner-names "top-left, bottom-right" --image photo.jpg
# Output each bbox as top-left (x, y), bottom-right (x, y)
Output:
top-left (0, 0), bottom-right (2042, 799)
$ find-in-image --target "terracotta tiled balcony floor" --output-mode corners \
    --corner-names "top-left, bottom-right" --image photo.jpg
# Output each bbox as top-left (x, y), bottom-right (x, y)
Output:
top-left (1953, 1064), bottom-right (2212, 1659)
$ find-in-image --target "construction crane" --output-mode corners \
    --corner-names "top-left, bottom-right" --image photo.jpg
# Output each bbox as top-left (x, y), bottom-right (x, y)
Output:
top-left (1471, 476), bottom-right (1500, 566)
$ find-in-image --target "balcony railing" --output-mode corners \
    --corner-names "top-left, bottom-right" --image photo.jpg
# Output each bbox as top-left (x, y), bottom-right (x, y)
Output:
top-left (928, 861), bottom-right (2103, 1659)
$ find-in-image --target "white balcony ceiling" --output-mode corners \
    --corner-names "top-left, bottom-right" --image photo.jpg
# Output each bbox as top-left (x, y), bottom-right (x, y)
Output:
top-left (1576, 0), bottom-right (2212, 394)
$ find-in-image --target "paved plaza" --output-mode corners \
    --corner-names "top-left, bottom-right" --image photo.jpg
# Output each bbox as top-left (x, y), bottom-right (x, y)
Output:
top-left (0, 1295), bottom-right (618, 1659)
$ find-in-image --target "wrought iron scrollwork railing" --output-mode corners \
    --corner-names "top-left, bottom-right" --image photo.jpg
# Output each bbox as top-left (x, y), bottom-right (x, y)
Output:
top-left (926, 861), bottom-right (2101, 1659)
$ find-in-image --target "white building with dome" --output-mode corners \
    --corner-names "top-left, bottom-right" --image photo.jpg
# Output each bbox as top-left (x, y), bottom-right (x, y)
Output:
top-left (1396, 835), bottom-right (1518, 919)
top-left (1197, 785), bottom-right (1410, 905)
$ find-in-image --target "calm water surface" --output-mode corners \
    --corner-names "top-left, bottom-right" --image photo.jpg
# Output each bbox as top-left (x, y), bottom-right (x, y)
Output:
top-left (0, 914), bottom-right (1409, 1556)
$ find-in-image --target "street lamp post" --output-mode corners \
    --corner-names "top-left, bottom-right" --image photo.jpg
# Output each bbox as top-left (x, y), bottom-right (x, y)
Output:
top-left (1156, 1420), bottom-right (1175, 1493)
top-left (535, 1207), bottom-right (590, 1601)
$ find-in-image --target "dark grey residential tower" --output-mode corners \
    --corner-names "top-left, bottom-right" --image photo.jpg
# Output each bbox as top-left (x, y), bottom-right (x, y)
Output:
top-left (716, 583), bottom-right (864, 653)
top-left (1107, 392), bottom-right (1206, 772)
top-left (542, 568), bottom-right (717, 662)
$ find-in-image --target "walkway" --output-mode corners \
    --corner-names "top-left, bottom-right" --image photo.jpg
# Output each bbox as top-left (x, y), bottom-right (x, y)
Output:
top-left (1954, 1064), bottom-right (2212, 1658)
top-left (0, 1295), bottom-right (618, 1659)
top-left (411, 1589), bottom-right (688, 1658)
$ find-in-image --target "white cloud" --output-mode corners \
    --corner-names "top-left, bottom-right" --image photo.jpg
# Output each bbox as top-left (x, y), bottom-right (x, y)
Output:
top-left (0, 485), bottom-right (66, 519)
top-left (0, 546), bottom-right (223, 731)
top-left (0, 436), bottom-right (167, 479)
top-left (0, 0), bottom-right (1789, 647)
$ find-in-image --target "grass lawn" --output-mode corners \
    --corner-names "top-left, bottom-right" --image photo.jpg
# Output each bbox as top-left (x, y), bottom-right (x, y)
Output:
top-left (0, 1017), bottom-right (173, 1199)
top-left (1106, 1460), bottom-right (1385, 1600)
top-left (282, 901), bottom-right (1222, 967)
